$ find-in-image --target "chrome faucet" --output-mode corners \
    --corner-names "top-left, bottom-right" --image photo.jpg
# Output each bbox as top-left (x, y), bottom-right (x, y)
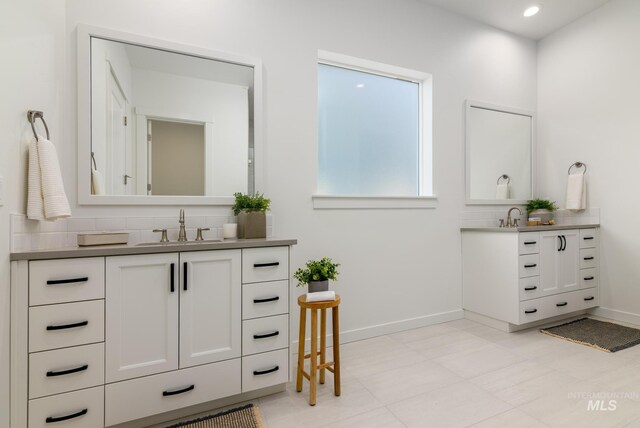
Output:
top-left (178, 209), bottom-right (187, 242)
top-left (506, 207), bottom-right (522, 228)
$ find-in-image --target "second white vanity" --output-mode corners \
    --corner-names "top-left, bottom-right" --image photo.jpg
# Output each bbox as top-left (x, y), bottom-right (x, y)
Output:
top-left (462, 225), bottom-right (599, 331)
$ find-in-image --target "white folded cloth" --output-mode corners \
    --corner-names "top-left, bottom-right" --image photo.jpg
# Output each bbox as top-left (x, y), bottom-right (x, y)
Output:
top-left (92, 168), bottom-right (105, 195)
top-left (306, 290), bottom-right (336, 302)
top-left (496, 183), bottom-right (510, 199)
top-left (565, 173), bottom-right (586, 210)
top-left (27, 136), bottom-right (71, 221)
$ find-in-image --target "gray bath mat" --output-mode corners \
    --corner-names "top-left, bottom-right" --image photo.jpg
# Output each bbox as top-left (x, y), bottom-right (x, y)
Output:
top-left (540, 318), bottom-right (640, 352)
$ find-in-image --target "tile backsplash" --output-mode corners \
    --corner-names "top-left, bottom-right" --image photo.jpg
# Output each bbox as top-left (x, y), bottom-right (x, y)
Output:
top-left (11, 214), bottom-right (273, 252)
top-left (460, 207), bottom-right (600, 228)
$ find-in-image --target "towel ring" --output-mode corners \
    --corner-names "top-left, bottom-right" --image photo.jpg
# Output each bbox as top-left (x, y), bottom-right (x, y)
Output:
top-left (568, 162), bottom-right (587, 175)
top-left (497, 174), bottom-right (511, 185)
top-left (91, 152), bottom-right (98, 170)
top-left (27, 110), bottom-right (50, 140)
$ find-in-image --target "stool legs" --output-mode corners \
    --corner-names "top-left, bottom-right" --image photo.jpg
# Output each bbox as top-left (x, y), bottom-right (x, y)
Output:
top-left (320, 308), bottom-right (327, 384)
top-left (332, 306), bottom-right (341, 396)
top-left (309, 308), bottom-right (318, 406)
top-left (296, 305), bottom-right (306, 392)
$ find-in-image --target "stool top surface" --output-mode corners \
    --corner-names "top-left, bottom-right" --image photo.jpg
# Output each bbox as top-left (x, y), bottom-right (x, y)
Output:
top-left (298, 294), bottom-right (341, 309)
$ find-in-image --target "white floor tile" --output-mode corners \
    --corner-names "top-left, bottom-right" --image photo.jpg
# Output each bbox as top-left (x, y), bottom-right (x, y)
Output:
top-left (318, 407), bottom-right (406, 428)
top-left (469, 408), bottom-right (549, 427)
top-left (433, 344), bottom-right (527, 379)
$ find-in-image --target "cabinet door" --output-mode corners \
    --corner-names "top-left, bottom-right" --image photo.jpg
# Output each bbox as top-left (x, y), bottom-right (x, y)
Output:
top-left (106, 253), bottom-right (179, 382)
top-left (556, 230), bottom-right (580, 292)
top-left (179, 250), bottom-right (241, 368)
top-left (539, 232), bottom-right (562, 295)
top-left (539, 230), bottom-right (580, 296)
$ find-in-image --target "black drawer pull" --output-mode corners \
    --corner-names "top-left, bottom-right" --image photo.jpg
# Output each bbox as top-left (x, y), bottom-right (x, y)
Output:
top-left (524, 264), bottom-right (537, 268)
top-left (524, 286), bottom-right (538, 291)
top-left (583, 256), bottom-right (595, 260)
top-left (183, 262), bottom-right (188, 291)
top-left (253, 365), bottom-right (279, 376)
top-left (46, 277), bottom-right (89, 285)
top-left (584, 276), bottom-right (595, 281)
top-left (254, 331), bottom-right (280, 340)
top-left (524, 241), bottom-right (537, 245)
top-left (170, 263), bottom-right (175, 293)
top-left (46, 364), bottom-right (89, 377)
top-left (254, 262), bottom-right (280, 268)
top-left (584, 296), bottom-right (595, 301)
top-left (163, 384), bottom-right (195, 396)
top-left (583, 236), bottom-right (594, 240)
top-left (524, 309), bottom-right (538, 314)
top-left (254, 296), bottom-right (279, 304)
top-left (556, 302), bottom-right (568, 307)
top-left (46, 409), bottom-right (88, 423)
top-left (46, 320), bottom-right (89, 331)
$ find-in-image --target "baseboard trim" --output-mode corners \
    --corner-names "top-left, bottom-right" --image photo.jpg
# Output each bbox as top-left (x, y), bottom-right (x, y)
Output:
top-left (589, 307), bottom-right (640, 327)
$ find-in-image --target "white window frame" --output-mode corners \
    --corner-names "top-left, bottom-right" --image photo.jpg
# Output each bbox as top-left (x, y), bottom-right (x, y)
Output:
top-left (313, 50), bottom-right (436, 209)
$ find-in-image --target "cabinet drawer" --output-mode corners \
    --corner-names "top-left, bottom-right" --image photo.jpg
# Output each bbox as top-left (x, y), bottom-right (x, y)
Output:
top-left (580, 248), bottom-right (598, 269)
top-left (242, 348), bottom-right (288, 392)
top-left (519, 276), bottom-right (542, 301)
top-left (578, 287), bottom-right (598, 309)
top-left (519, 233), bottom-right (540, 255)
top-left (243, 314), bottom-right (289, 356)
top-left (243, 280), bottom-right (289, 320)
top-left (519, 254), bottom-right (540, 278)
top-left (579, 228), bottom-right (598, 248)
top-left (242, 247), bottom-right (289, 284)
top-left (30, 257), bottom-right (104, 306)
top-left (28, 386), bottom-right (104, 428)
top-left (29, 343), bottom-right (104, 399)
top-left (519, 289), bottom-right (598, 325)
top-left (29, 300), bottom-right (104, 352)
top-left (580, 268), bottom-right (598, 289)
top-left (105, 359), bottom-right (241, 427)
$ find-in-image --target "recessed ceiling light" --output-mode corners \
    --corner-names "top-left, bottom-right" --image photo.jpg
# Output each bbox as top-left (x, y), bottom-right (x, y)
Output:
top-left (523, 6), bottom-right (540, 17)
top-left (356, 83), bottom-right (365, 88)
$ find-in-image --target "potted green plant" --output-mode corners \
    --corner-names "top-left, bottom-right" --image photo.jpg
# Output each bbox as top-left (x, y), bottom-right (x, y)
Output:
top-left (232, 192), bottom-right (271, 239)
top-left (293, 257), bottom-right (340, 293)
top-left (526, 198), bottom-right (558, 224)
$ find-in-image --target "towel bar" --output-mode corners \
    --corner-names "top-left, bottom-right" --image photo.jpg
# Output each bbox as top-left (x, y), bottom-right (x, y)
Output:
top-left (27, 110), bottom-right (50, 140)
top-left (497, 174), bottom-right (510, 184)
top-left (568, 162), bottom-right (587, 175)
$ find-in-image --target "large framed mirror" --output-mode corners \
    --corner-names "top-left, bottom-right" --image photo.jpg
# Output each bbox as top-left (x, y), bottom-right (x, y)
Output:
top-left (77, 25), bottom-right (262, 205)
top-left (465, 100), bottom-right (535, 205)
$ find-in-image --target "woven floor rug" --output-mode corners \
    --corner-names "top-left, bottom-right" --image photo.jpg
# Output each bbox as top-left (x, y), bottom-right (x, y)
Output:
top-left (165, 404), bottom-right (265, 428)
top-left (540, 317), bottom-right (640, 352)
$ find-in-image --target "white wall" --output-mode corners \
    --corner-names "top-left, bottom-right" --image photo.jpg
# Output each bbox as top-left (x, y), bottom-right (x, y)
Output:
top-left (537, 0), bottom-right (640, 322)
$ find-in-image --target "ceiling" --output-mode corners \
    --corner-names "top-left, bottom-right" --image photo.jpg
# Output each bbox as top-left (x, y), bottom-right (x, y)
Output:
top-left (417, 0), bottom-right (611, 40)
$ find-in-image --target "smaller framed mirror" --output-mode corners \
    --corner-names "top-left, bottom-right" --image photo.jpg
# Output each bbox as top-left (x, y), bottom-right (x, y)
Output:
top-left (465, 100), bottom-right (535, 205)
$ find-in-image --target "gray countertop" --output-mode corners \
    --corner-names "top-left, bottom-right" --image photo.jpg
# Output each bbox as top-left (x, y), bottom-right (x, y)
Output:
top-left (10, 237), bottom-right (297, 261)
top-left (461, 224), bottom-right (599, 233)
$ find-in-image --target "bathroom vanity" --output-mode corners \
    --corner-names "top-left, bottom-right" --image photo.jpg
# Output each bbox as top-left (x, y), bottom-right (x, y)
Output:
top-left (462, 225), bottom-right (599, 331)
top-left (10, 238), bottom-right (295, 427)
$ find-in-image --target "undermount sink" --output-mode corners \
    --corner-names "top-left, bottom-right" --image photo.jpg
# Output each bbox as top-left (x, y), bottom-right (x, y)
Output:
top-left (135, 239), bottom-right (223, 246)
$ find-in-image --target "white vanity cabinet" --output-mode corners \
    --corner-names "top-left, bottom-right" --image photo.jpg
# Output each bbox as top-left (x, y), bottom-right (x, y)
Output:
top-left (462, 227), bottom-right (599, 330)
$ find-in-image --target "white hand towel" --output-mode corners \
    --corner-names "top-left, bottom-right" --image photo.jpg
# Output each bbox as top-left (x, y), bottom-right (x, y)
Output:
top-left (92, 168), bottom-right (105, 195)
top-left (306, 290), bottom-right (336, 302)
top-left (496, 183), bottom-right (510, 199)
top-left (27, 136), bottom-right (71, 221)
top-left (565, 173), bottom-right (586, 211)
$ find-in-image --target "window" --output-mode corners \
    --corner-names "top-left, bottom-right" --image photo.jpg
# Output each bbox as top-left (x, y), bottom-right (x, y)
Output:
top-left (315, 51), bottom-right (433, 209)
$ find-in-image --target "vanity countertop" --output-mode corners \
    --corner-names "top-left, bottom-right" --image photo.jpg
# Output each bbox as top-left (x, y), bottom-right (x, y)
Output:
top-left (461, 224), bottom-right (599, 233)
top-left (10, 237), bottom-right (297, 261)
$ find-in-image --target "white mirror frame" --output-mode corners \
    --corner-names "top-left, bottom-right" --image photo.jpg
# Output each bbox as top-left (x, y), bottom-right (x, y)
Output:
top-left (77, 24), bottom-right (263, 205)
top-left (465, 100), bottom-right (536, 205)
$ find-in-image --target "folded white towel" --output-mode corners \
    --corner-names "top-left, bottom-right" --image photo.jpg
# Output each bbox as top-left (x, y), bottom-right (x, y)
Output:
top-left (566, 173), bottom-right (586, 211)
top-left (92, 168), bottom-right (105, 195)
top-left (496, 183), bottom-right (510, 199)
top-left (306, 290), bottom-right (336, 302)
top-left (27, 136), bottom-right (71, 221)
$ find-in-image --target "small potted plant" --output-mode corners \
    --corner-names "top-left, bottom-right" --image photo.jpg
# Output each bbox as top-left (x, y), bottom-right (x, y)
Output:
top-left (293, 257), bottom-right (340, 293)
top-left (526, 198), bottom-right (558, 225)
top-left (232, 192), bottom-right (271, 239)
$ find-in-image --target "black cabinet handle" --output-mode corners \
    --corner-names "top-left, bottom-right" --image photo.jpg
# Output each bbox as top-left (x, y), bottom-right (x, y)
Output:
top-left (525, 309), bottom-right (538, 314)
top-left (46, 364), bottom-right (89, 377)
top-left (183, 262), bottom-right (188, 291)
top-left (561, 235), bottom-right (567, 251)
top-left (253, 331), bottom-right (280, 340)
top-left (46, 277), bottom-right (89, 285)
top-left (583, 236), bottom-right (595, 240)
top-left (584, 276), bottom-right (595, 281)
top-left (163, 384), bottom-right (195, 396)
top-left (558, 236), bottom-right (563, 251)
top-left (524, 286), bottom-right (538, 291)
top-left (253, 365), bottom-right (279, 376)
top-left (583, 256), bottom-right (594, 261)
top-left (46, 320), bottom-right (89, 331)
top-left (524, 241), bottom-right (537, 245)
top-left (254, 262), bottom-right (280, 268)
top-left (170, 263), bottom-right (175, 293)
top-left (556, 302), bottom-right (568, 307)
top-left (253, 296), bottom-right (279, 304)
top-left (45, 409), bottom-right (88, 423)
top-left (584, 296), bottom-right (595, 301)
top-left (524, 264), bottom-right (537, 268)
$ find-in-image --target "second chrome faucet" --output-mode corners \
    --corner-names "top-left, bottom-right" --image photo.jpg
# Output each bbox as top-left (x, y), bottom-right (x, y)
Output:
top-left (178, 209), bottom-right (187, 242)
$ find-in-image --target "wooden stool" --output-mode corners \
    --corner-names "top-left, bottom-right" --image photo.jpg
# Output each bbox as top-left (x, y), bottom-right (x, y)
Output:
top-left (296, 294), bottom-right (341, 406)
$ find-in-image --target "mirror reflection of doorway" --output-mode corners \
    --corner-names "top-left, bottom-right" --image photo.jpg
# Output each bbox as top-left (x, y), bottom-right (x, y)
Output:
top-left (147, 119), bottom-right (205, 195)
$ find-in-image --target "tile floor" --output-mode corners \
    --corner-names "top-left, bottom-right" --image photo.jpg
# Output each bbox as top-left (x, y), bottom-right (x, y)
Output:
top-left (160, 317), bottom-right (640, 427)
